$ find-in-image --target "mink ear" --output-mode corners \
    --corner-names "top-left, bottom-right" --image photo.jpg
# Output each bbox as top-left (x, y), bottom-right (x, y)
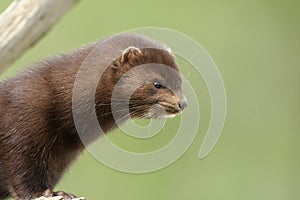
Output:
top-left (120, 46), bottom-right (143, 64)
top-left (164, 45), bottom-right (175, 57)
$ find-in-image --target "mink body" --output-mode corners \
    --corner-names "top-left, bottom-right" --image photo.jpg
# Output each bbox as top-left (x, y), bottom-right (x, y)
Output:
top-left (0, 34), bottom-right (187, 199)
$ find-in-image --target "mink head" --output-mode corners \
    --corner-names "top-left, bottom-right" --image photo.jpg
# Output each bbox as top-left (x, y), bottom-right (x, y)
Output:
top-left (107, 46), bottom-right (188, 120)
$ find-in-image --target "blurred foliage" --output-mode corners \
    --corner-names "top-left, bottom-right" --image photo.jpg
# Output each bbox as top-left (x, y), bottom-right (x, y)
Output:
top-left (0, 0), bottom-right (299, 200)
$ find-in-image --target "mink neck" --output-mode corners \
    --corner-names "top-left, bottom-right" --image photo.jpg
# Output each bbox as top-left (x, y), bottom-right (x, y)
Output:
top-left (95, 104), bottom-right (116, 133)
top-left (94, 74), bottom-right (129, 134)
top-left (94, 99), bottom-right (130, 135)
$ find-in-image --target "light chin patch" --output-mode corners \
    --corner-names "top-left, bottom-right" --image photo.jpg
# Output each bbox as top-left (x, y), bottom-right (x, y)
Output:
top-left (158, 114), bottom-right (177, 119)
top-left (146, 112), bottom-right (177, 120)
top-left (147, 104), bottom-right (177, 119)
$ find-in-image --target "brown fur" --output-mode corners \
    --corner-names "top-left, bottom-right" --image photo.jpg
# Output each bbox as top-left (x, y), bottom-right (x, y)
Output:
top-left (0, 34), bottom-right (186, 199)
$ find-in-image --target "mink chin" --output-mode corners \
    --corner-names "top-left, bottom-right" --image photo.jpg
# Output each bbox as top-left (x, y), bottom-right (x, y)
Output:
top-left (0, 33), bottom-right (187, 200)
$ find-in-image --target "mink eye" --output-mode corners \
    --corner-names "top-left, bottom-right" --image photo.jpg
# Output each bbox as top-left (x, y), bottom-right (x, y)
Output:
top-left (153, 81), bottom-right (162, 89)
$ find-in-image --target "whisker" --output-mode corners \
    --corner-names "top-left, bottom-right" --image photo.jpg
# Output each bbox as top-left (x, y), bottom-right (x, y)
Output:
top-left (95, 104), bottom-right (147, 118)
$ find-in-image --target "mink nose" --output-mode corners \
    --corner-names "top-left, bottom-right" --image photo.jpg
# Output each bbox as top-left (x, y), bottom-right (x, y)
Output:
top-left (178, 97), bottom-right (188, 111)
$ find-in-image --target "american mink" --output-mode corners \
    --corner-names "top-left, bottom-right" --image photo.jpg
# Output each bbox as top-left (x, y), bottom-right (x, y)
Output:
top-left (0, 34), bottom-right (187, 200)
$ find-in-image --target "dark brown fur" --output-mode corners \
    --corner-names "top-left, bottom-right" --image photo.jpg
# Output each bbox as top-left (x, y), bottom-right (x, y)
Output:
top-left (0, 34), bottom-right (186, 199)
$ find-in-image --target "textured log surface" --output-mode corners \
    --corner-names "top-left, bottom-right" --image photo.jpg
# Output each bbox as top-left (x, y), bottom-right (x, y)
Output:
top-left (34, 196), bottom-right (85, 200)
top-left (0, 0), bottom-right (79, 72)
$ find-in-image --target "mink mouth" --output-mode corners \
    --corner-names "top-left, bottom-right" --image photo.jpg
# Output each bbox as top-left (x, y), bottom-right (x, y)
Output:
top-left (140, 101), bottom-right (181, 120)
top-left (157, 101), bottom-right (181, 114)
top-left (127, 101), bottom-right (181, 120)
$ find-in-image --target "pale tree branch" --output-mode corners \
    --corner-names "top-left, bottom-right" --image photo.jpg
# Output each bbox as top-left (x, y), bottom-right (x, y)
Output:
top-left (0, 0), bottom-right (79, 73)
top-left (34, 196), bottom-right (85, 200)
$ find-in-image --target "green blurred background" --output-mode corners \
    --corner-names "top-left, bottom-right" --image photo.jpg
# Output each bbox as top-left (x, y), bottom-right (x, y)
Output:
top-left (1, 0), bottom-right (299, 199)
